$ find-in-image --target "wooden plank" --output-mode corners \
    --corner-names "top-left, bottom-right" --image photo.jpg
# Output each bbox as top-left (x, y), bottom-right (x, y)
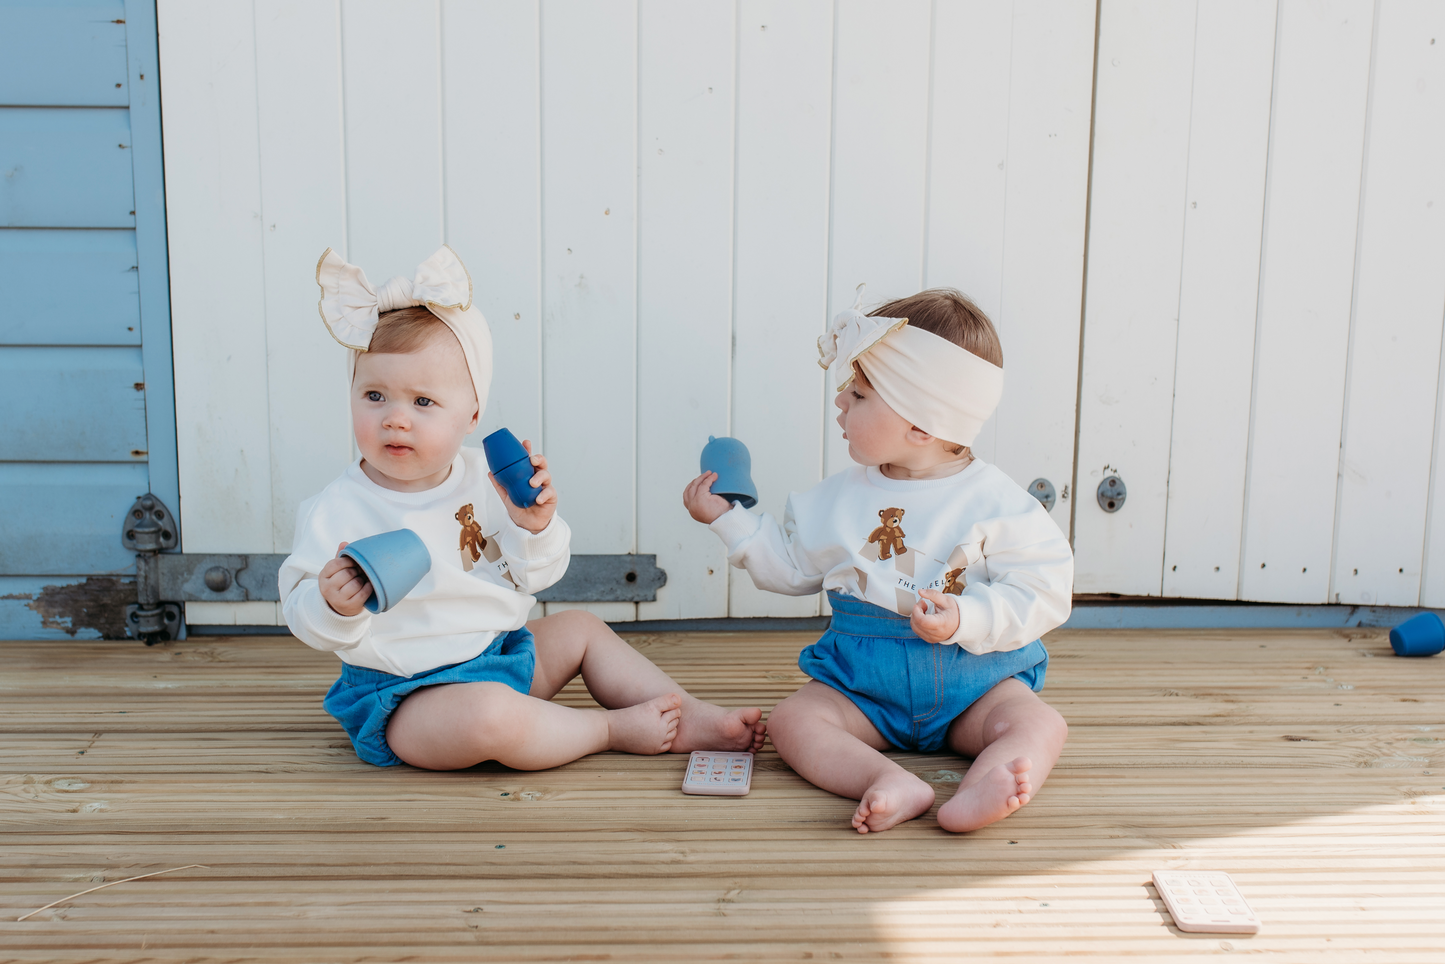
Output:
top-left (922, 1), bottom-right (1013, 468)
top-left (0, 229), bottom-right (140, 346)
top-left (442, 0), bottom-right (543, 448)
top-left (1, 628), bottom-right (1444, 960)
top-left (726, 0), bottom-right (833, 619)
top-left (1238, 0), bottom-right (1374, 603)
top-left (1424, 329), bottom-right (1445, 607)
top-left (1330, 1), bottom-right (1445, 608)
top-left (156, 0), bottom-right (274, 555)
top-left (1161, 0), bottom-right (1278, 600)
top-left (0, 346), bottom-right (146, 461)
top-left (0, 462), bottom-right (147, 574)
top-left (634, 0), bottom-right (735, 620)
top-left (1072, 0), bottom-right (1197, 596)
top-left (339, 0), bottom-right (444, 277)
top-left (0, 0), bottom-right (128, 107)
top-left (253, 0), bottom-right (352, 562)
top-left (0, 107), bottom-right (134, 228)
top-left (821, 0), bottom-right (933, 480)
top-left (990, 0), bottom-right (1096, 525)
top-left (539, 0), bottom-right (638, 562)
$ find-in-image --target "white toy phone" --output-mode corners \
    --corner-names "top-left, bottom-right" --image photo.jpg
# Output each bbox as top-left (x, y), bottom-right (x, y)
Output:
top-left (1152, 871), bottom-right (1260, 934)
top-left (681, 751), bottom-right (753, 796)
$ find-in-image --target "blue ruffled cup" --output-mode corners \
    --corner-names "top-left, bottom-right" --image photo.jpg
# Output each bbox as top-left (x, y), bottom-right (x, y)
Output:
top-left (340, 528), bottom-right (432, 614)
top-left (700, 435), bottom-right (757, 509)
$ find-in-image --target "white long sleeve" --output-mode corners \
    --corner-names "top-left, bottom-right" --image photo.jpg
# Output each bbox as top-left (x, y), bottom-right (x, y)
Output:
top-left (279, 448), bottom-right (570, 677)
top-left (707, 462), bottom-right (1072, 656)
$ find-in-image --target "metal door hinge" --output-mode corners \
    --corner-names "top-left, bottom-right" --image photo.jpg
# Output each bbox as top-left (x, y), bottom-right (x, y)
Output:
top-left (122, 494), bottom-right (183, 644)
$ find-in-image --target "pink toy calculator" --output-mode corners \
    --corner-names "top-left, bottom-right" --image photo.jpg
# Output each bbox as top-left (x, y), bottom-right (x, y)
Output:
top-left (681, 750), bottom-right (753, 796)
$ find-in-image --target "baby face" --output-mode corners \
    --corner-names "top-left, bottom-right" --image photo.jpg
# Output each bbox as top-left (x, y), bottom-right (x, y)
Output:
top-left (351, 332), bottom-right (478, 492)
top-left (834, 367), bottom-right (916, 467)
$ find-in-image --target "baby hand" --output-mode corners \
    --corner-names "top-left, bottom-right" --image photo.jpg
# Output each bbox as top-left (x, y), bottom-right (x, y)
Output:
top-left (911, 588), bottom-right (960, 643)
top-left (320, 542), bottom-right (372, 616)
top-left (489, 439), bottom-right (557, 534)
top-left (684, 471), bottom-right (734, 524)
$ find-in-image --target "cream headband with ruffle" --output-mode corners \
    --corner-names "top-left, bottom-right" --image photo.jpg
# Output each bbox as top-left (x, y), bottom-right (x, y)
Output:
top-left (817, 287), bottom-right (1004, 447)
top-left (315, 245), bottom-right (492, 414)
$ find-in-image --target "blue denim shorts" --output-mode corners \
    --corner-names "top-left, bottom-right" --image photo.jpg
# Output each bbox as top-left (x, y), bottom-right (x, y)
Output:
top-left (798, 591), bottom-right (1049, 752)
top-left (322, 626), bottom-right (537, 767)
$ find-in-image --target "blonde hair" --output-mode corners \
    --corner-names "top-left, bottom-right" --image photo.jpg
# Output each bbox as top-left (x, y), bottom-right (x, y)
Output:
top-left (368, 305), bottom-right (456, 355)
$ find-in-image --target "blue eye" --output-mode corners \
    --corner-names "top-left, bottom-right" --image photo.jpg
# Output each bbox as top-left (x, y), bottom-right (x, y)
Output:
top-left (415, 397), bottom-right (433, 407)
top-left (366, 391), bottom-right (383, 402)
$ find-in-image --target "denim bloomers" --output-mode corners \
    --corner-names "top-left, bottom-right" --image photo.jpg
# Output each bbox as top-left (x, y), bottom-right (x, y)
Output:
top-left (322, 626), bottom-right (537, 767)
top-left (799, 591), bottom-right (1049, 752)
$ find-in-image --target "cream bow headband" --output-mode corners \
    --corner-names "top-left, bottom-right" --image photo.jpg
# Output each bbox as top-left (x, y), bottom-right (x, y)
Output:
top-left (316, 245), bottom-right (493, 412)
top-left (817, 286), bottom-right (1004, 447)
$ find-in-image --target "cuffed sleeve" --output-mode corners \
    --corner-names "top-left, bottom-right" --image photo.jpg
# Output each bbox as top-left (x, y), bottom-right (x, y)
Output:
top-left (944, 510), bottom-right (1073, 655)
top-left (279, 573), bottom-right (371, 653)
top-left (709, 500), bottom-right (824, 597)
top-left (496, 513), bottom-right (572, 595)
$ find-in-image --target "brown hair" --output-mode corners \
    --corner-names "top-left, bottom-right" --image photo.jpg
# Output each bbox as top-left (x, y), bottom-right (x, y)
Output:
top-left (868, 288), bottom-right (1003, 368)
top-left (367, 305), bottom-right (456, 355)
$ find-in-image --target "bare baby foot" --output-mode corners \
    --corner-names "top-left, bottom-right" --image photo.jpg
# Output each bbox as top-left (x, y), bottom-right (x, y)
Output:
top-left (936, 756), bottom-right (1034, 833)
top-left (671, 698), bottom-right (766, 754)
top-left (606, 694), bottom-right (682, 755)
top-left (851, 771), bottom-right (936, 834)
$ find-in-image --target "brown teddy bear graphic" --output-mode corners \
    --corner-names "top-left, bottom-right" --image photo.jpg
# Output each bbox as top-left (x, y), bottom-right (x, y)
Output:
top-left (941, 567), bottom-right (965, 595)
top-left (867, 507), bottom-right (908, 560)
top-left (455, 503), bottom-right (486, 564)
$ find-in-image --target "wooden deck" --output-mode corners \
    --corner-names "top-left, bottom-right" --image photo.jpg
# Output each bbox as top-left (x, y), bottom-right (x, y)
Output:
top-left (2, 627), bottom-right (1443, 962)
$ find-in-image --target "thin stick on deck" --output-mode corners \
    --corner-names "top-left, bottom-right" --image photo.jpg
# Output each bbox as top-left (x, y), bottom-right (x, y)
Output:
top-left (17, 865), bottom-right (209, 922)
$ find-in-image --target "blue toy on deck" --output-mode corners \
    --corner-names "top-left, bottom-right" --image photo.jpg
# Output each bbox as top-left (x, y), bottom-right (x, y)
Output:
top-left (483, 428), bottom-right (542, 509)
top-left (1389, 612), bottom-right (1445, 657)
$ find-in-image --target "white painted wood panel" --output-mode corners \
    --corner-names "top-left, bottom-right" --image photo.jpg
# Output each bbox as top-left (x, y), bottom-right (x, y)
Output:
top-left (340, 0), bottom-right (443, 279)
top-left (1423, 332), bottom-right (1445, 608)
top-left (539, 0), bottom-right (638, 619)
top-left (634, 0), bottom-right (735, 621)
top-left (922, 0), bottom-right (1012, 467)
top-left (822, 0), bottom-right (933, 480)
top-left (990, 0), bottom-right (1096, 529)
top-left (1238, 0), bottom-right (1374, 603)
top-left (727, 0), bottom-right (833, 619)
top-left (254, 0), bottom-right (352, 558)
top-left (442, 0), bottom-right (542, 449)
top-left (157, 0), bottom-right (274, 555)
top-left (1161, 0), bottom-right (1277, 600)
top-left (1331, 1), bottom-right (1445, 608)
top-left (1072, 0), bottom-right (1197, 596)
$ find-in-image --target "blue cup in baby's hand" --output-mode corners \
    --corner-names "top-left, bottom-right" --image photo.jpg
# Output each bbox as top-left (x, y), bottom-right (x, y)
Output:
top-left (700, 435), bottom-right (757, 509)
top-left (482, 428), bottom-right (541, 508)
top-left (339, 528), bottom-right (432, 614)
top-left (1389, 611), bottom-right (1445, 657)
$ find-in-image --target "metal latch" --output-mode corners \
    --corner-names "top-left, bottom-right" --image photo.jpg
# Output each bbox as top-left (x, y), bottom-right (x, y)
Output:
top-left (1097, 475), bottom-right (1127, 513)
top-left (1028, 478), bottom-right (1056, 513)
top-left (122, 494), bottom-right (182, 643)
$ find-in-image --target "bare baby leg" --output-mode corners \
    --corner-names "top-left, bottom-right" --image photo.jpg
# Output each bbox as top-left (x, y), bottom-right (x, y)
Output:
top-left (527, 609), bottom-right (766, 754)
top-left (935, 678), bottom-right (1068, 833)
top-left (767, 681), bottom-right (937, 834)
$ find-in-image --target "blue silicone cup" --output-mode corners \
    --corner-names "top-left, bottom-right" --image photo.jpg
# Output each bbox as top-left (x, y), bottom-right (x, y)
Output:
top-left (339, 528), bottom-right (432, 614)
top-left (482, 428), bottom-right (541, 508)
top-left (1389, 611), bottom-right (1445, 657)
top-left (700, 435), bottom-right (757, 509)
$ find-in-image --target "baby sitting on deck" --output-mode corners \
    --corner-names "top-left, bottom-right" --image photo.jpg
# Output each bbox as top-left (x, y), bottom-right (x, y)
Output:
top-left (684, 288), bottom-right (1073, 833)
top-left (280, 246), bottom-right (763, 771)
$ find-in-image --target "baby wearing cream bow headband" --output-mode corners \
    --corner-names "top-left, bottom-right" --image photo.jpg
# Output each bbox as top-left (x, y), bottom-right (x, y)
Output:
top-left (684, 286), bottom-right (1074, 836)
top-left (279, 246), bottom-right (765, 773)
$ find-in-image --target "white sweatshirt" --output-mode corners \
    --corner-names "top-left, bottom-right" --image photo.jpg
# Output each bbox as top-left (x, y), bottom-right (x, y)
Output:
top-left (279, 448), bottom-right (570, 677)
top-left (708, 460), bottom-right (1072, 655)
